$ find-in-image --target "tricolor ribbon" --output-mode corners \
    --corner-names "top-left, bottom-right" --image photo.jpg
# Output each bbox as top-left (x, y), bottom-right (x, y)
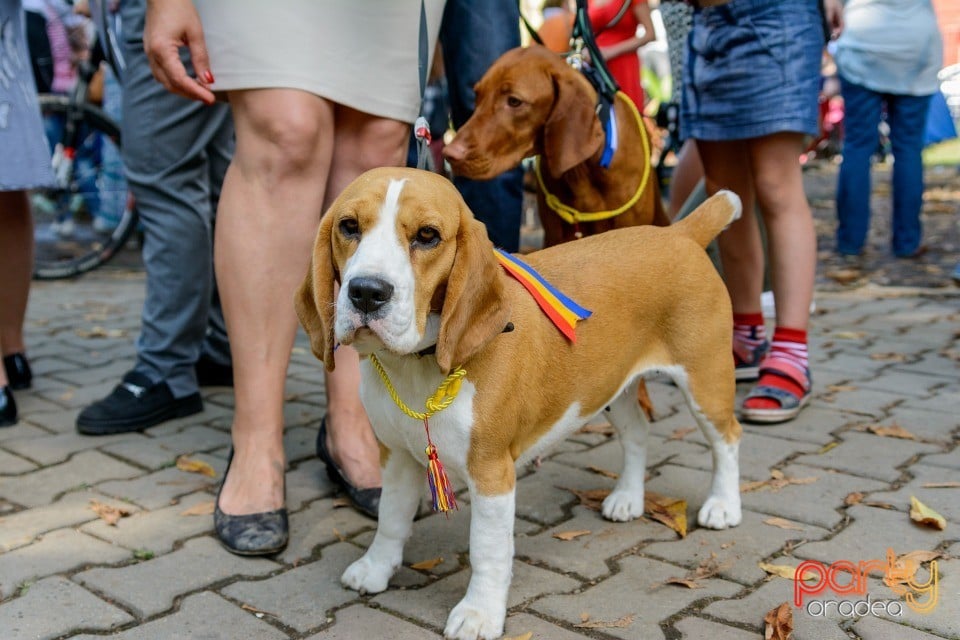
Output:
top-left (494, 248), bottom-right (592, 342)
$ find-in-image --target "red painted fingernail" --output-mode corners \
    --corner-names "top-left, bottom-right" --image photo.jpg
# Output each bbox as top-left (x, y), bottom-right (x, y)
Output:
top-left (203, 70), bottom-right (214, 84)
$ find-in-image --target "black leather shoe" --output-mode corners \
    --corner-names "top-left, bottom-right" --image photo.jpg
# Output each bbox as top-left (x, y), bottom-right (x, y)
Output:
top-left (214, 450), bottom-right (289, 556)
top-left (76, 371), bottom-right (203, 435)
top-left (0, 386), bottom-right (16, 427)
top-left (3, 353), bottom-right (32, 390)
top-left (316, 416), bottom-right (380, 519)
top-left (195, 355), bottom-right (233, 387)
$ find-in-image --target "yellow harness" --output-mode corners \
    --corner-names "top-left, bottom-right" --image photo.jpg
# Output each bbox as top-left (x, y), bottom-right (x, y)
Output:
top-left (533, 90), bottom-right (652, 225)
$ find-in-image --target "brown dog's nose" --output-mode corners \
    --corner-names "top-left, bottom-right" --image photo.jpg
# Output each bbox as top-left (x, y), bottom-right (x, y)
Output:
top-left (442, 138), bottom-right (465, 163)
top-left (348, 276), bottom-right (394, 314)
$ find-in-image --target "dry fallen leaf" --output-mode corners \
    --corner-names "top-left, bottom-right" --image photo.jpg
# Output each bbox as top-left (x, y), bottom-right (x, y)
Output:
top-left (759, 562), bottom-right (817, 582)
top-left (909, 496), bottom-right (947, 530)
top-left (863, 500), bottom-right (896, 510)
top-left (664, 577), bottom-right (704, 589)
top-left (763, 602), bottom-right (794, 640)
top-left (742, 471), bottom-right (818, 493)
top-left (586, 465), bottom-right (619, 479)
top-left (562, 487), bottom-right (610, 512)
top-left (832, 331), bottom-right (866, 340)
top-left (553, 529), bottom-right (592, 541)
top-left (90, 500), bottom-right (132, 526)
top-left (75, 326), bottom-right (126, 339)
top-left (410, 557), bottom-right (444, 570)
top-left (179, 501), bottom-right (215, 517)
top-left (763, 517), bottom-right (804, 531)
top-left (817, 441), bottom-right (839, 454)
top-left (645, 492), bottom-right (688, 538)
top-left (826, 268), bottom-right (861, 284)
top-left (577, 423), bottom-right (614, 436)
top-left (922, 481), bottom-right (960, 488)
top-left (844, 492), bottom-right (864, 506)
top-left (574, 614), bottom-right (634, 629)
top-left (331, 497), bottom-right (352, 509)
top-left (176, 456), bottom-right (217, 478)
top-left (860, 423), bottom-right (918, 440)
top-left (241, 603), bottom-right (277, 618)
top-left (503, 633), bottom-right (533, 640)
top-left (668, 427), bottom-right (697, 441)
top-left (888, 549), bottom-right (942, 583)
top-left (869, 352), bottom-right (909, 362)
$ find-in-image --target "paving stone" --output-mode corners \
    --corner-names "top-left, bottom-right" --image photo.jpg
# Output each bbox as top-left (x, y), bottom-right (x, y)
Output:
top-left (643, 508), bottom-right (829, 586)
top-left (374, 559), bottom-right (581, 632)
top-left (96, 465), bottom-right (218, 510)
top-left (531, 555), bottom-right (741, 640)
top-left (0, 576), bottom-right (133, 639)
top-left (279, 498), bottom-right (377, 565)
top-left (797, 505), bottom-right (950, 566)
top-left (673, 616), bottom-right (765, 640)
top-left (222, 542), bottom-right (370, 632)
top-left (286, 457), bottom-right (335, 511)
top-left (307, 604), bottom-right (443, 639)
top-left (739, 404), bottom-right (852, 445)
top-left (866, 464), bottom-right (960, 524)
top-left (816, 351), bottom-right (896, 383)
top-left (665, 431), bottom-right (821, 482)
top-left (0, 491), bottom-right (136, 553)
top-left (501, 612), bottom-right (595, 639)
top-left (70, 592), bottom-right (288, 640)
top-left (738, 464), bottom-right (890, 529)
top-left (891, 352), bottom-right (960, 380)
top-left (100, 426), bottom-right (231, 469)
top-left (854, 615), bottom-right (956, 640)
top-left (79, 491), bottom-right (216, 555)
top-left (0, 448), bottom-right (37, 474)
top-left (1, 430), bottom-right (141, 466)
top-left (53, 358), bottom-right (133, 386)
top-left (702, 576), bottom-right (850, 640)
top-left (857, 370), bottom-right (945, 400)
top-left (551, 433), bottom-right (716, 479)
top-left (862, 405), bottom-right (960, 443)
top-left (74, 537), bottom-right (279, 618)
top-left (922, 450), bottom-right (960, 471)
top-left (810, 384), bottom-right (907, 419)
top-left (513, 460), bottom-right (621, 525)
top-left (12, 406), bottom-right (80, 435)
top-left (0, 450), bottom-right (142, 508)
top-left (0, 528), bottom-right (130, 599)
top-left (793, 431), bottom-right (941, 482)
top-left (0, 421), bottom-right (49, 444)
top-left (516, 506), bottom-right (677, 580)
top-left (284, 424), bottom-right (321, 463)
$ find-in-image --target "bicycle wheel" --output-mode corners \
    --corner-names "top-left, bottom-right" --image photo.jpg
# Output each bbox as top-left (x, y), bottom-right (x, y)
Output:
top-left (31, 95), bottom-right (138, 280)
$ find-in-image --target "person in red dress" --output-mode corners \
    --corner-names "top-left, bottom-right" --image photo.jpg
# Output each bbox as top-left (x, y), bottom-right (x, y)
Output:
top-left (588, 0), bottom-right (656, 109)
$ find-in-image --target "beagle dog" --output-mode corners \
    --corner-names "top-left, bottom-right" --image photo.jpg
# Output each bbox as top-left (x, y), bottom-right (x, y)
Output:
top-left (296, 167), bottom-right (743, 640)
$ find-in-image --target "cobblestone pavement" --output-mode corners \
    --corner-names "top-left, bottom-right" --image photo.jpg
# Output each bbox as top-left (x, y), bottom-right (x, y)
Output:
top-left (1, 164), bottom-right (958, 639)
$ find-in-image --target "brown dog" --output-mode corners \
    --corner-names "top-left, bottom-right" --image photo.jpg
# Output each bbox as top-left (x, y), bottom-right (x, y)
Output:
top-left (443, 44), bottom-right (670, 246)
top-left (295, 167), bottom-right (742, 640)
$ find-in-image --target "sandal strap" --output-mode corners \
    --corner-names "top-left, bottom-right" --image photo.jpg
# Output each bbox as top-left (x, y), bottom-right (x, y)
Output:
top-left (758, 357), bottom-right (811, 392)
top-left (744, 384), bottom-right (803, 409)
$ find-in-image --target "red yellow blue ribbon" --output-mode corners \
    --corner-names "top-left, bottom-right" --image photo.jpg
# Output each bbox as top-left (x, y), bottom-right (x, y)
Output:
top-left (494, 249), bottom-right (592, 342)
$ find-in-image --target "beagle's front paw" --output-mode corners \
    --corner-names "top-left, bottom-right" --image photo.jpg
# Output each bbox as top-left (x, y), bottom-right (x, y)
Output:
top-left (601, 489), bottom-right (645, 522)
top-left (444, 598), bottom-right (504, 640)
top-left (697, 495), bottom-right (742, 529)
top-left (341, 555), bottom-right (394, 595)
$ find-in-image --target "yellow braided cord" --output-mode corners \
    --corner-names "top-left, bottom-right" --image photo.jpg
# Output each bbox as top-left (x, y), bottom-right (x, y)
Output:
top-left (534, 90), bottom-right (651, 224)
top-left (368, 354), bottom-right (466, 421)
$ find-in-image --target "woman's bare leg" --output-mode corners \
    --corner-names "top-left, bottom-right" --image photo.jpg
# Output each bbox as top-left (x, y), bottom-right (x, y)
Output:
top-left (0, 191), bottom-right (34, 368)
top-left (321, 106), bottom-right (411, 491)
top-left (216, 89), bottom-right (334, 515)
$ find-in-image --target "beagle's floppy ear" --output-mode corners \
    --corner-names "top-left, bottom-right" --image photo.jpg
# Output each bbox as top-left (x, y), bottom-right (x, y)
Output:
top-left (436, 210), bottom-right (512, 374)
top-left (542, 72), bottom-right (604, 179)
top-left (294, 212), bottom-right (338, 371)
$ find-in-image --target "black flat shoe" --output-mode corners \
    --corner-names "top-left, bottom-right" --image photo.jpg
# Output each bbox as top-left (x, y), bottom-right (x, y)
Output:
top-left (195, 354), bottom-right (234, 387)
top-left (214, 449), bottom-right (288, 556)
top-left (316, 416), bottom-right (380, 519)
top-left (0, 386), bottom-right (16, 427)
top-left (3, 353), bottom-right (32, 390)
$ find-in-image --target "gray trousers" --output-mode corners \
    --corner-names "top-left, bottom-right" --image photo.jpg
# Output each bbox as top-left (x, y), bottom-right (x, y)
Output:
top-left (120, 0), bottom-right (234, 398)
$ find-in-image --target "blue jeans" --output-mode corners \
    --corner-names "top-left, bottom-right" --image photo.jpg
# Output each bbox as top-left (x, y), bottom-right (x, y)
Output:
top-left (835, 76), bottom-right (931, 256)
top-left (441, 0), bottom-right (524, 252)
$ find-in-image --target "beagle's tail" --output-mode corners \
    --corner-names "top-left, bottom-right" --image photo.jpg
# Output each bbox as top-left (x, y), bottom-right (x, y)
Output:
top-left (671, 190), bottom-right (742, 249)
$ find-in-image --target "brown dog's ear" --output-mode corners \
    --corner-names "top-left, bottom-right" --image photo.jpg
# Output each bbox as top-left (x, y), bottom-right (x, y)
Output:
top-left (436, 212), bottom-right (512, 374)
top-left (294, 212), bottom-right (338, 371)
top-left (542, 72), bottom-right (604, 179)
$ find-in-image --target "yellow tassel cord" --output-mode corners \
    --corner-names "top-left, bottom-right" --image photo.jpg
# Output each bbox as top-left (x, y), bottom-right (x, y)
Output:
top-left (368, 354), bottom-right (465, 512)
top-left (533, 90), bottom-right (651, 225)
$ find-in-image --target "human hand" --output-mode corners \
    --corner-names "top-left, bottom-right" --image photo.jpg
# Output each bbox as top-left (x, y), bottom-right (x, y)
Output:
top-left (822, 0), bottom-right (843, 40)
top-left (144, 0), bottom-right (215, 104)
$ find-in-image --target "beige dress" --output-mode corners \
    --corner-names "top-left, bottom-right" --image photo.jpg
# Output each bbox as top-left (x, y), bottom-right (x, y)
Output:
top-left (194, 0), bottom-right (446, 123)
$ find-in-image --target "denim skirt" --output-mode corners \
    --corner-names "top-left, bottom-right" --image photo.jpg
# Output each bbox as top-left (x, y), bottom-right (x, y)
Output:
top-left (681, 0), bottom-right (824, 141)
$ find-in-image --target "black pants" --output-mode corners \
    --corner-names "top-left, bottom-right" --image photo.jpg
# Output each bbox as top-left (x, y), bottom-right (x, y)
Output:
top-left (25, 9), bottom-right (53, 93)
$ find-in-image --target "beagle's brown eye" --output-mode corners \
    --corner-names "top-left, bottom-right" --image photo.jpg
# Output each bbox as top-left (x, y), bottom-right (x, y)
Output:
top-left (339, 218), bottom-right (360, 238)
top-left (413, 226), bottom-right (440, 248)
top-left (506, 95), bottom-right (523, 108)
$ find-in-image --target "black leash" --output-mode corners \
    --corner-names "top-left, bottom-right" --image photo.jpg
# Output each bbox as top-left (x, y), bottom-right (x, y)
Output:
top-left (414, 0), bottom-right (433, 171)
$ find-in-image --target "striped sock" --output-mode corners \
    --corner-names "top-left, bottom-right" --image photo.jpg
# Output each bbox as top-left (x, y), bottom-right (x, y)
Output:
top-left (733, 312), bottom-right (767, 365)
top-left (744, 327), bottom-right (809, 410)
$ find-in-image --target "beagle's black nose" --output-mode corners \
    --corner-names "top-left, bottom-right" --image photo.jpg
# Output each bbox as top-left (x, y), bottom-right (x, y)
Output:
top-left (348, 276), bottom-right (394, 314)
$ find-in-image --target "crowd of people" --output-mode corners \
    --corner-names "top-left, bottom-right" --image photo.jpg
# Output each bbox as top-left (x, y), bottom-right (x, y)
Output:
top-left (3, 0), bottom-right (954, 557)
